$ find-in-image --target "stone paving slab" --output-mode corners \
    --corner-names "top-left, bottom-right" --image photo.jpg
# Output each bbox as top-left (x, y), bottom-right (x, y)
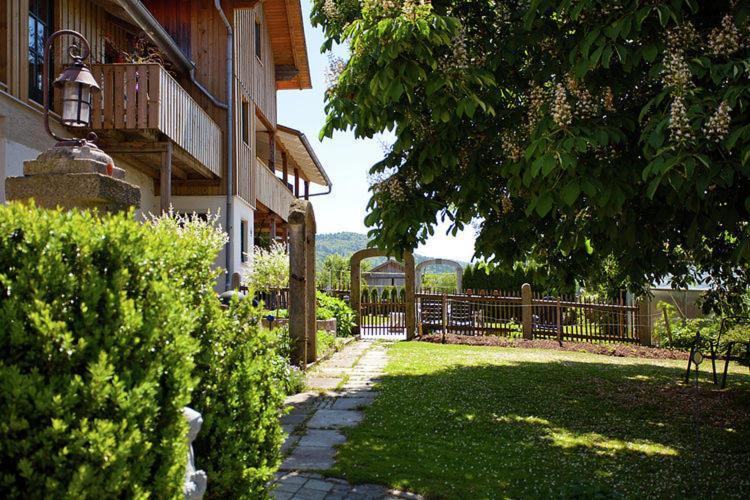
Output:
top-left (280, 446), bottom-right (336, 471)
top-left (297, 429), bottom-right (346, 448)
top-left (307, 409), bottom-right (363, 429)
top-left (274, 341), bottom-right (423, 499)
top-left (272, 472), bottom-right (423, 500)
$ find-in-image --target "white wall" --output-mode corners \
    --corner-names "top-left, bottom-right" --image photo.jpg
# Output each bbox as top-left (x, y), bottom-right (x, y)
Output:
top-left (157, 194), bottom-right (254, 290)
top-left (121, 165), bottom-right (157, 218)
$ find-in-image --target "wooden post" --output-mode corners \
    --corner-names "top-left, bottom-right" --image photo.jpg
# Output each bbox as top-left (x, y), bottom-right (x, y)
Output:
top-left (160, 142), bottom-right (172, 213)
top-left (441, 293), bottom-right (448, 344)
top-left (282, 151), bottom-right (289, 187)
top-left (268, 130), bottom-right (276, 171)
top-left (231, 272), bottom-right (242, 290)
top-left (556, 298), bottom-right (562, 345)
top-left (521, 283), bottom-right (532, 339)
top-left (288, 200), bottom-right (317, 366)
top-left (662, 306), bottom-right (673, 345)
top-left (288, 214), bottom-right (306, 366)
top-left (350, 257), bottom-right (361, 336)
top-left (305, 203), bottom-right (317, 362)
top-left (636, 297), bottom-right (652, 346)
top-left (404, 252), bottom-right (416, 339)
top-left (294, 167), bottom-right (300, 197)
top-left (304, 180), bottom-right (310, 200)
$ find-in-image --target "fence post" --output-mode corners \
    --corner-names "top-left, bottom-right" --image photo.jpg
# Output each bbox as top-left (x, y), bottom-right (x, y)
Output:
top-left (556, 298), bottom-right (562, 345)
top-left (521, 283), bottom-right (532, 339)
top-left (636, 296), bottom-right (652, 346)
top-left (441, 293), bottom-right (448, 344)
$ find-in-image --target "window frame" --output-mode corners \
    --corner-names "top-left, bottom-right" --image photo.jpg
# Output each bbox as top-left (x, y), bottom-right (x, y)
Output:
top-left (241, 100), bottom-right (250, 145)
top-left (28, 0), bottom-right (54, 104)
top-left (254, 20), bottom-right (262, 62)
top-left (240, 219), bottom-right (249, 263)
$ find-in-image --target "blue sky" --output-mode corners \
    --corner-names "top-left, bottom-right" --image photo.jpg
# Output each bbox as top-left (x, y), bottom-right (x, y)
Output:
top-left (277, 0), bottom-right (475, 262)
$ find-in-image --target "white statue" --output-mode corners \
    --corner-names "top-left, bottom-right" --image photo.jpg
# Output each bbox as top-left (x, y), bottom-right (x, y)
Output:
top-left (183, 407), bottom-right (207, 499)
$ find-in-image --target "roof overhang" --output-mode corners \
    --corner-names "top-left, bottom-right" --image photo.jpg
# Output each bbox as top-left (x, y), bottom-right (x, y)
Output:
top-left (265, 0), bottom-right (312, 90)
top-left (277, 125), bottom-right (330, 188)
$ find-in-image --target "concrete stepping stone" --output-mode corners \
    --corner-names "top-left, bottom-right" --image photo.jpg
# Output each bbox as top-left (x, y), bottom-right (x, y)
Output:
top-left (330, 397), bottom-right (375, 410)
top-left (297, 429), bottom-right (346, 448)
top-left (307, 409), bottom-right (363, 429)
top-left (280, 446), bottom-right (336, 471)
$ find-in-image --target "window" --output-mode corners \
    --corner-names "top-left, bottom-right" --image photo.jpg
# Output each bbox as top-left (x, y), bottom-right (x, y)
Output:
top-left (241, 100), bottom-right (249, 145)
top-left (254, 21), bottom-right (262, 60)
top-left (240, 219), bottom-right (249, 263)
top-left (28, 0), bottom-right (53, 104)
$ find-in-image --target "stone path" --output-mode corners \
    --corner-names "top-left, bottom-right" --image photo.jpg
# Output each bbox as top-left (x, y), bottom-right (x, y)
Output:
top-left (272, 340), bottom-right (422, 500)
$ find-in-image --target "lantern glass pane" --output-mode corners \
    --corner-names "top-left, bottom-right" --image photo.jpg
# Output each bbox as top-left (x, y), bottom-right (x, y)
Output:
top-left (61, 82), bottom-right (80, 125)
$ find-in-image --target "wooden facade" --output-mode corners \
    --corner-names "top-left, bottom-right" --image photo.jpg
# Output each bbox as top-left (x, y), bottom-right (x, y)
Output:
top-left (1, 0), bottom-right (329, 263)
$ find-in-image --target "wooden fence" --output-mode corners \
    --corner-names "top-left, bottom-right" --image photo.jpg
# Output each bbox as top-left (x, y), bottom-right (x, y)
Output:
top-left (252, 285), bottom-right (646, 345)
top-left (417, 287), bottom-right (641, 343)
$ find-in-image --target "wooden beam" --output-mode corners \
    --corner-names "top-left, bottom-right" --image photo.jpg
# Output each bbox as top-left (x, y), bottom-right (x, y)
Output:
top-left (304, 180), bottom-right (309, 200)
top-left (113, 152), bottom-right (160, 178)
top-left (98, 141), bottom-right (170, 154)
top-left (294, 167), bottom-right (300, 197)
top-left (282, 151), bottom-right (289, 188)
top-left (269, 130), bottom-right (276, 171)
top-left (160, 142), bottom-right (173, 213)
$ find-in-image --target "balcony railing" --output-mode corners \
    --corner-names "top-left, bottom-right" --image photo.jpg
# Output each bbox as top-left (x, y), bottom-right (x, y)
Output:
top-left (89, 63), bottom-right (221, 177)
top-left (256, 159), bottom-right (296, 221)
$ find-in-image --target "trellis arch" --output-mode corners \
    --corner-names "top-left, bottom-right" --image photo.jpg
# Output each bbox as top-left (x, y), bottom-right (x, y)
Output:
top-left (415, 258), bottom-right (463, 293)
top-left (350, 249), bottom-right (415, 339)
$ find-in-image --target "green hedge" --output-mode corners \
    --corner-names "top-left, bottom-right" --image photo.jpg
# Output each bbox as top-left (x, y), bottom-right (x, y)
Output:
top-left (0, 204), bottom-right (290, 498)
top-left (192, 296), bottom-right (289, 498)
top-left (0, 204), bottom-right (222, 496)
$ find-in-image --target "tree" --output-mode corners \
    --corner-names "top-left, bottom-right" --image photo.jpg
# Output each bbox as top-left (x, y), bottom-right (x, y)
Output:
top-left (314, 0), bottom-right (750, 311)
top-left (318, 253), bottom-right (351, 289)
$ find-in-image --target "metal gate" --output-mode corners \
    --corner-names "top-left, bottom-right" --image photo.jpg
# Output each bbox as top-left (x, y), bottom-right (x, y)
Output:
top-left (359, 288), bottom-right (408, 340)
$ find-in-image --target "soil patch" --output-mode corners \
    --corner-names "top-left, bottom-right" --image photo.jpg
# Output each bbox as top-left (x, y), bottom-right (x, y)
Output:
top-left (418, 333), bottom-right (691, 360)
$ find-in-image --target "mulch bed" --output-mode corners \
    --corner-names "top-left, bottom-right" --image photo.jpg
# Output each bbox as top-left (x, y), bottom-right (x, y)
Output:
top-left (418, 333), bottom-right (691, 360)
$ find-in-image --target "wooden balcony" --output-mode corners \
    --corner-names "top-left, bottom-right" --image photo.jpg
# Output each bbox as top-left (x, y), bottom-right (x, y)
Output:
top-left (89, 63), bottom-right (221, 179)
top-left (256, 159), bottom-right (296, 221)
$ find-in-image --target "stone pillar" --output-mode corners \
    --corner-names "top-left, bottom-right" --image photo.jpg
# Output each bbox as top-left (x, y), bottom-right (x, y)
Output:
top-left (5, 145), bottom-right (140, 212)
top-left (288, 199), bottom-right (316, 366)
top-left (521, 283), bottom-right (533, 340)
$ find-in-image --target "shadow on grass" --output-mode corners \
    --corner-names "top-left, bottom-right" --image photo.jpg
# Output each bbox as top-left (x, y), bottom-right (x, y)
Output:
top-left (332, 353), bottom-right (750, 499)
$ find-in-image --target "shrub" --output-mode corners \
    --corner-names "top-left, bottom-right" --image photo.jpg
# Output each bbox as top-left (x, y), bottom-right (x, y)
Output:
top-left (316, 291), bottom-right (355, 336)
top-left (191, 296), bottom-right (289, 499)
top-left (653, 301), bottom-right (750, 354)
top-left (316, 330), bottom-right (342, 357)
top-left (0, 204), bottom-right (224, 497)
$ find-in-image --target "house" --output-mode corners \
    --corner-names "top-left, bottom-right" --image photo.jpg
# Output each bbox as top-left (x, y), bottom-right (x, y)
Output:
top-left (363, 259), bottom-right (405, 290)
top-left (0, 0), bottom-right (331, 289)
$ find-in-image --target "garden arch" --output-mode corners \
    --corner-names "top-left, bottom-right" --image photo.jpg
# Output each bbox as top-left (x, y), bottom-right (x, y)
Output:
top-left (415, 258), bottom-right (463, 293)
top-left (350, 249), bottom-right (415, 339)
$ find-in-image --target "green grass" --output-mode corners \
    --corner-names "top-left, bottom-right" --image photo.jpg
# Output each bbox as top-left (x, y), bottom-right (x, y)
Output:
top-left (331, 343), bottom-right (750, 498)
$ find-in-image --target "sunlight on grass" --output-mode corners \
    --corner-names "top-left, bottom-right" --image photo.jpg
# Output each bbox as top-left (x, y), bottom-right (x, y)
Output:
top-left (331, 342), bottom-right (750, 498)
top-left (546, 429), bottom-right (678, 457)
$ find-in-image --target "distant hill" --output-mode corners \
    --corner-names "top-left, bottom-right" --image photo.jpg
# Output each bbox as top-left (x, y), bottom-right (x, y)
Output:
top-left (316, 232), bottom-right (467, 271)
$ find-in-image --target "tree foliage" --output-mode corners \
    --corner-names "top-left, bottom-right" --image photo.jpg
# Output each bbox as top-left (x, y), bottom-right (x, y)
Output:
top-left (314, 0), bottom-right (750, 310)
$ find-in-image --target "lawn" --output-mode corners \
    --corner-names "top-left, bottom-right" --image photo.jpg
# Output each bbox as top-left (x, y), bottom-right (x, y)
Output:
top-left (331, 342), bottom-right (750, 498)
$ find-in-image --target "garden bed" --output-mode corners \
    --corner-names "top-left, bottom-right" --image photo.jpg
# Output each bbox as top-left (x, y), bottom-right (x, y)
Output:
top-left (418, 333), bottom-right (691, 360)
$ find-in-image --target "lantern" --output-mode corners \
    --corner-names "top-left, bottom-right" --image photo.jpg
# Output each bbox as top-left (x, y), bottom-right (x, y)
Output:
top-left (54, 57), bottom-right (100, 127)
top-left (43, 30), bottom-right (100, 147)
